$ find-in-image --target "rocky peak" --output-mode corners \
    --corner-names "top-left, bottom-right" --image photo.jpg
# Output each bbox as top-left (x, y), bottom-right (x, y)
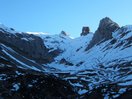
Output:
top-left (99, 17), bottom-right (115, 26)
top-left (86, 17), bottom-right (120, 50)
top-left (98, 17), bottom-right (119, 31)
top-left (60, 31), bottom-right (68, 36)
top-left (80, 26), bottom-right (90, 36)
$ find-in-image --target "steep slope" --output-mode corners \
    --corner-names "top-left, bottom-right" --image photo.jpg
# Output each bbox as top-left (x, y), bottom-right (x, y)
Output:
top-left (0, 25), bottom-right (77, 99)
top-left (32, 18), bottom-right (132, 98)
top-left (45, 33), bottom-right (94, 71)
top-left (27, 20), bottom-right (131, 98)
top-left (87, 17), bottom-right (120, 49)
top-left (0, 17), bottom-right (132, 98)
top-left (0, 24), bottom-right (61, 64)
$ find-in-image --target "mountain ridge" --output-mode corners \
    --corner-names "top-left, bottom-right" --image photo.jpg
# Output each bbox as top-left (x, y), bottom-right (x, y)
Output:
top-left (0, 17), bottom-right (132, 99)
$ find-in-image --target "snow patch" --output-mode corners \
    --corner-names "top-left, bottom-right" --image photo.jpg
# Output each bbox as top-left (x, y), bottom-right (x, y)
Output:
top-left (78, 89), bottom-right (88, 95)
top-left (12, 83), bottom-right (20, 91)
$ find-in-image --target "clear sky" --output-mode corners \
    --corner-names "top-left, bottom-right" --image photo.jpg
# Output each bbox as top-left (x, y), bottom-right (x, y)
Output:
top-left (0, 0), bottom-right (132, 37)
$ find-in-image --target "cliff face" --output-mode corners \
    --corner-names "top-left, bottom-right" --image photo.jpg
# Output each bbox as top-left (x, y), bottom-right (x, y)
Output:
top-left (0, 25), bottom-right (61, 64)
top-left (87, 17), bottom-right (119, 50)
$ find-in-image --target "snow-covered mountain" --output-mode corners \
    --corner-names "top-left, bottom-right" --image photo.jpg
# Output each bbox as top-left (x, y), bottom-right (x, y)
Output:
top-left (0, 17), bottom-right (132, 99)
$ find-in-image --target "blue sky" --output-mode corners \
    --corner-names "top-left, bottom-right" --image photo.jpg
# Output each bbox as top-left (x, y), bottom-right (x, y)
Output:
top-left (0, 0), bottom-right (132, 37)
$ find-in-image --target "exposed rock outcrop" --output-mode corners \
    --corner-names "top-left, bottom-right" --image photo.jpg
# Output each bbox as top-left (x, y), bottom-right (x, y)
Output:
top-left (60, 58), bottom-right (74, 66)
top-left (80, 26), bottom-right (90, 36)
top-left (0, 31), bottom-right (53, 63)
top-left (86, 17), bottom-right (120, 50)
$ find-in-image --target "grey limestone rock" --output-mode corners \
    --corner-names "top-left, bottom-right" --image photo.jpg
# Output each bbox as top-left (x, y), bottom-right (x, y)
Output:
top-left (80, 26), bottom-right (90, 36)
top-left (86, 17), bottom-right (119, 50)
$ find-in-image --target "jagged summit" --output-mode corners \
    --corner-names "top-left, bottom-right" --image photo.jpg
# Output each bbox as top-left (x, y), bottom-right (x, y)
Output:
top-left (80, 26), bottom-right (90, 36)
top-left (60, 31), bottom-right (68, 36)
top-left (86, 17), bottom-right (120, 50)
top-left (99, 17), bottom-right (119, 29)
